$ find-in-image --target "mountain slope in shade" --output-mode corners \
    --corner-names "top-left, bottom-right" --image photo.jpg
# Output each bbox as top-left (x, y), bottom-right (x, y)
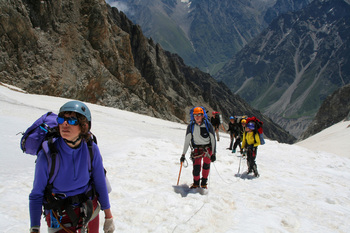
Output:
top-left (216, 0), bottom-right (350, 138)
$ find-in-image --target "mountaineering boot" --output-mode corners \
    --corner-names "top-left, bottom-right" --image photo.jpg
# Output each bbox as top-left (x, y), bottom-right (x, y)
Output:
top-left (246, 164), bottom-right (251, 174)
top-left (190, 180), bottom-right (200, 189)
top-left (232, 149), bottom-right (236, 153)
top-left (201, 178), bottom-right (208, 189)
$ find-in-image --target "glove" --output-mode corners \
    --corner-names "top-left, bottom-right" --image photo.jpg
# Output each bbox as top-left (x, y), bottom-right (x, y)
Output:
top-left (30, 226), bottom-right (40, 233)
top-left (103, 218), bottom-right (115, 233)
top-left (180, 154), bottom-right (185, 163)
top-left (211, 154), bottom-right (216, 162)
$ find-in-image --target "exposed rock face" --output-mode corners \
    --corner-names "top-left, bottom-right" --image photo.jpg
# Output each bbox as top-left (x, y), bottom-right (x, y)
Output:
top-left (111, 0), bottom-right (311, 74)
top-left (300, 84), bottom-right (350, 140)
top-left (0, 0), bottom-right (295, 143)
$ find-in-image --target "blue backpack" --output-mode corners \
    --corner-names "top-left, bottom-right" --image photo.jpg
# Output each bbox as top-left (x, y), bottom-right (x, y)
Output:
top-left (20, 112), bottom-right (58, 155)
top-left (20, 112), bottom-right (112, 194)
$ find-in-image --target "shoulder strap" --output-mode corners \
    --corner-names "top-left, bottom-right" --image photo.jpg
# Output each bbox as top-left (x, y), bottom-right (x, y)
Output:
top-left (43, 138), bottom-right (60, 185)
top-left (87, 139), bottom-right (94, 172)
top-left (203, 119), bottom-right (210, 133)
top-left (254, 131), bottom-right (257, 144)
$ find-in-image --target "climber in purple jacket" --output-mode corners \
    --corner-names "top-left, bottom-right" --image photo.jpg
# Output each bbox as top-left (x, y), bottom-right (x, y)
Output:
top-left (29, 101), bottom-right (115, 233)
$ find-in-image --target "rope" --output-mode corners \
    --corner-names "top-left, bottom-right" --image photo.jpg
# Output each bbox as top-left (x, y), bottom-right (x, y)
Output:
top-left (172, 153), bottom-right (246, 232)
top-left (212, 161), bottom-right (238, 184)
top-left (172, 174), bottom-right (210, 233)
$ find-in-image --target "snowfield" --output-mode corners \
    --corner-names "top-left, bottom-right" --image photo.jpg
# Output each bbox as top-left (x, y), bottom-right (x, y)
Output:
top-left (0, 83), bottom-right (349, 233)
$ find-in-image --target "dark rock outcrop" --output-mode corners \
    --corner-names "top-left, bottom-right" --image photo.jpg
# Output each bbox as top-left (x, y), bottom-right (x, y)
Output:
top-left (0, 0), bottom-right (295, 143)
top-left (300, 84), bottom-right (350, 140)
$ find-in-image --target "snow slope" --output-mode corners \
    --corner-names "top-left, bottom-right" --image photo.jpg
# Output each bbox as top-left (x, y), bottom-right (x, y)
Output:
top-left (297, 121), bottom-right (350, 158)
top-left (0, 83), bottom-right (349, 233)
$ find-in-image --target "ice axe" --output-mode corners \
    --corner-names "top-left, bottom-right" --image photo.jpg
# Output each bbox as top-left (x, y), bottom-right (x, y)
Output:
top-left (177, 161), bottom-right (183, 185)
top-left (177, 158), bottom-right (188, 185)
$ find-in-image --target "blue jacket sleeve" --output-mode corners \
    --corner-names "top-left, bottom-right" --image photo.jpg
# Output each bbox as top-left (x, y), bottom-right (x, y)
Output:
top-left (29, 150), bottom-right (49, 227)
top-left (91, 143), bottom-right (111, 210)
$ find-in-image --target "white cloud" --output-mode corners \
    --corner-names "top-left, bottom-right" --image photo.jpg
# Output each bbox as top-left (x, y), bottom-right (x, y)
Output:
top-left (106, 1), bottom-right (131, 14)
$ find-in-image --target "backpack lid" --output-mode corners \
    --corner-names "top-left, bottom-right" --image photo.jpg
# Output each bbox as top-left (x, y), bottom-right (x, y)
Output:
top-left (20, 112), bottom-right (58, 155)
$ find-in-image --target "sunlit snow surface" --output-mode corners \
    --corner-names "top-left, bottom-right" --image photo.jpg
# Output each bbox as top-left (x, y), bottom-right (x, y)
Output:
top-left (1, 83), bottom-right (349, 233)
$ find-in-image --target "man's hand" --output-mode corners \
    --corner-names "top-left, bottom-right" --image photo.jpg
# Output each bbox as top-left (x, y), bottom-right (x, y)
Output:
top-left (180, 154), bottom-right (185, 163)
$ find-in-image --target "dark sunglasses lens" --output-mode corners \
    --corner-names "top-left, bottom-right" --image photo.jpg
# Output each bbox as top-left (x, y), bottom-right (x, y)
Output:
top-left (57, 117), bottom-right (79, 125)
top-left (194, 114), bottom-right (203, 117)
top-left (67, 118), bottom-right (79, 125)
top-left (57, 117), bottom-right (65, 124)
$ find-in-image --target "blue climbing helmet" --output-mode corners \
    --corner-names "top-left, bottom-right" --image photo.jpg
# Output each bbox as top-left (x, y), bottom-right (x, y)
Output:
top-left (59, 101), bottom-right (92, 129)
top-left (59, 101), bottom-right (91, 121)
top-left (230, 116), bottom-right (234, 120)
top-left (247, 122), bottom-right (255, 130)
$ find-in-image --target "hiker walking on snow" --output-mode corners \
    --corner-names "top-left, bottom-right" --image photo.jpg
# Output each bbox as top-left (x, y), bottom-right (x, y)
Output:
top-left (227, 116), bottom-right (239, 150)
top-left (241, 121), bottom-right (260, 177)
top-left (180, 107), bottom-right (216, 189)
top-left (29, 101), bottom-right (115, 233)
top-left (232, 118), bottom-right (245, 153)
top-left (210, 111), bottom-right (225, 141)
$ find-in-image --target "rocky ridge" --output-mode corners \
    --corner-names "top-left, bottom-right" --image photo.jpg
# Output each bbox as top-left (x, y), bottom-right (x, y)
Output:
top-left (300, 83), bottom-right (350, 140)
top-left (0, 0), bottom-right (295, 143)
top-left (216, 0), bottom-right (350, 138)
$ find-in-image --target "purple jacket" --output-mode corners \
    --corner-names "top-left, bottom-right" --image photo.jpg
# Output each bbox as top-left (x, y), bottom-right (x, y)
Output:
top-left (29, 137), bottom-right (110, 227)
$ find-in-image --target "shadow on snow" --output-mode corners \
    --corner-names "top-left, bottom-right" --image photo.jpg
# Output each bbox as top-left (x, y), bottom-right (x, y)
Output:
top-left (172, 184), bottom-right (208, 197)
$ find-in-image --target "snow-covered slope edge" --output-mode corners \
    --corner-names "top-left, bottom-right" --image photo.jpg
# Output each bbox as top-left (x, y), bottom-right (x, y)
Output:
top-left (297, 120), bottom-right (350, 158)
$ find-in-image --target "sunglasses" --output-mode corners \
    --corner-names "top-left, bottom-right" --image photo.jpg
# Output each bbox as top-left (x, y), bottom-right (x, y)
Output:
top-left (57, 116), bottom-right (79, 126)
top-left (193, 114), bottom-right (203, 117)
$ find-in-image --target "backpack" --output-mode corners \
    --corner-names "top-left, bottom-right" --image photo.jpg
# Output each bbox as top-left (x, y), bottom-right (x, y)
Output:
top-left (20, 112), bottom-right (112, 192)
top-left (20, 112), bottom-right (58, 155)
top-left (189, 106), bottom-right (214, 146)
top-left (246, 116), bottom-right (265, 145)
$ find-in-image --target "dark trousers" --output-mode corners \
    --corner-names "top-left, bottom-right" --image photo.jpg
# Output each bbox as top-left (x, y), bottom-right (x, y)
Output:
top-left (229, 133), bottom-right (234, 149)
top-left (193, 156), bottom-right (211, 185)
top-left (247, 147), bottom-right (258, 173)
top-left (233, 137), bottom-right (241, 151)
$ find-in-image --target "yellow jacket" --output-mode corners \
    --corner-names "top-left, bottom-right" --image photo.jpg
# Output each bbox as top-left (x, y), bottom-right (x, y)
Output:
top-left (241, 131), bottom-right (261, 148)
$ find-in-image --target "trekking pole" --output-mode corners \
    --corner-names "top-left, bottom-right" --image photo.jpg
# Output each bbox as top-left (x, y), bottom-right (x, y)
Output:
top-left (177, 162), bottom-right (183, 185)
top-left (237, 156), bottom-right (242, 174)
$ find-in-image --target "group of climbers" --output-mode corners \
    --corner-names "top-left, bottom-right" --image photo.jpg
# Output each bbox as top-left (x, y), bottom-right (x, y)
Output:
top-left (24, 101), bottom-right (264, 233)
top-left (180, 107), bottom-right (264, 189)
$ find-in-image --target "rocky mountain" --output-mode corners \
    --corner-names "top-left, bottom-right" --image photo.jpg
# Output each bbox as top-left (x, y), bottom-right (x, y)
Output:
top-left (300, 83), bottom-right (350, 140)
top-left (264, 0), bottom-right (313, 24)
top-left (0, 0), bottom-right (295, 143)
top-left (108, 0), bottom-right (313, 74)
top-left (216, 0), bottom-right (350, 138)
